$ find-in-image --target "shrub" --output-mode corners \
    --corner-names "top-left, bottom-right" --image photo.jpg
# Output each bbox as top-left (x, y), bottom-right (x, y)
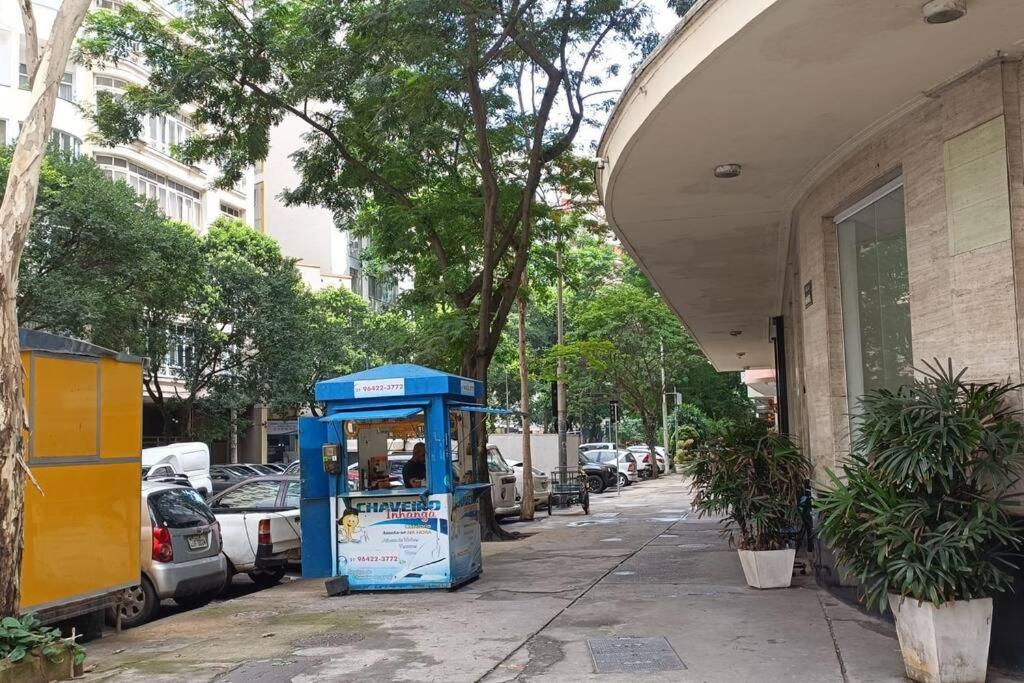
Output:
top-left (684, 432), bottom-right (809, 550)
top-left (0, 613), bottom-right (85, 667)
top-left (816, 360), bottom-right (1024, 611)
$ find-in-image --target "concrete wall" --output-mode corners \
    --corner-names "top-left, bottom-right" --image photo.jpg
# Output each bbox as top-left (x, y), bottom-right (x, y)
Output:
top-left (487, 434), bottom-right (581, 475)
top-left (786, 59), bottom-right (1024, 489)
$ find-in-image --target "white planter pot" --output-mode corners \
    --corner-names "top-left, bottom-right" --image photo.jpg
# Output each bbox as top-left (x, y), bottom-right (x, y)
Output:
top-left (736, 548), bottom-right (795, 589)
top-left (888, 594), bottom-right (992, 683)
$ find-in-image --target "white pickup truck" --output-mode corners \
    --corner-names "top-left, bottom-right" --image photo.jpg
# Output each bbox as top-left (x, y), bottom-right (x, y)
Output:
top-left (142, 442), bottom-right (214, 496)
top-left (206, 475), bottom-right (301, 586)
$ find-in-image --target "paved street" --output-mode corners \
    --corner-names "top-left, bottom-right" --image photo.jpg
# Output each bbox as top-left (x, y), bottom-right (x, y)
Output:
top-left (82, 476), bottom-right (912, 682)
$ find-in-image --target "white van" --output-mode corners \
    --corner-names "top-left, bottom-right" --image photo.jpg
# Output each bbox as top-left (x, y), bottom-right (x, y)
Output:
top-left (142, 443), bottom-right (213, 496)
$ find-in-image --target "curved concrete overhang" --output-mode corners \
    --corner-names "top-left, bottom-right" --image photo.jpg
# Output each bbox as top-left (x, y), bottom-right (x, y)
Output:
top-left (599, 0), bottom-right (1024, 371)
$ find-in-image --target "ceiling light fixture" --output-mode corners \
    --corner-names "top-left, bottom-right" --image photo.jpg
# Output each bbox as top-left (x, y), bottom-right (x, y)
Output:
top-left (923, 0), bottom-right (966, 24)
top-left (714, 164), bottom-right (742, 179)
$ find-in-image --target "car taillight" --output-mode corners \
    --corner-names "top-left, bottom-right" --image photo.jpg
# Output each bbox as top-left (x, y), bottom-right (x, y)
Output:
top-left (501, 476), bottom-right (516, 485)
top-left (258, 519), bottom-right (271, 546)
top-left (152, 526), bottom-right (173, 563)
top-left (628, 463), bottom-right (635, 472)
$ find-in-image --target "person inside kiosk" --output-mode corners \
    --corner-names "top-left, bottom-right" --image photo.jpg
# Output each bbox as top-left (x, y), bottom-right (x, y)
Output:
top-left (402, 443), bottom-right (427, 488)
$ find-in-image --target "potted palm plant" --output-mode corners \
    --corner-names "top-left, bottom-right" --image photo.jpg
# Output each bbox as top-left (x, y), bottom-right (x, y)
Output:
top-left (685, 430), bottom-right (809, 588)
top-left (816, 360), bottom-right (1024, 683)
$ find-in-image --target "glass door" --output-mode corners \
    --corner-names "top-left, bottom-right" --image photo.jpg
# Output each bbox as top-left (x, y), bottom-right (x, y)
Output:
top-left (836, 179), bottom-right (913, 427)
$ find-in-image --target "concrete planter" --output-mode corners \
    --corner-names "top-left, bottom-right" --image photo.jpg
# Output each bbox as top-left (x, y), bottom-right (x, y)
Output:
top-left (888, 594), bottom-right (992, 683)
top-left (0, 654), bottom-right (80, 683)
top-left (737, 548), bottom-right (795, 589)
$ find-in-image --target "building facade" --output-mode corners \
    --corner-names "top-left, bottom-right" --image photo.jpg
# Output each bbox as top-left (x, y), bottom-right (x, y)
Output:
top-left (599, 0), bottom-right (1024, 668)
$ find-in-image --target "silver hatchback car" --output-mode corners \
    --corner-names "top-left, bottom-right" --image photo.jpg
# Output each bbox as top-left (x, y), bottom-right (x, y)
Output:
top-left (115, 482), bottom-right (227, 628)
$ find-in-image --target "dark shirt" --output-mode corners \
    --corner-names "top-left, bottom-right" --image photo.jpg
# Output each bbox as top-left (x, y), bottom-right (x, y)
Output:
top-left (402, 459), bottom-right (427, 487)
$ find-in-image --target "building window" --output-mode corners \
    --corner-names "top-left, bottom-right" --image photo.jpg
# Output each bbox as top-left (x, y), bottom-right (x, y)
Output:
top-left (220, 202), bottom-right (243, 219)
top-left (143, 112), bottom-right (193, 155)
top-left (162, 324), bottom-right (193, 374)
top-left (94, 75), bottom-right (128, 93)
top-left (349, 268), bottom-right (363, 296)
top-left (837, 178), bottom-right (913, 424)
top-left (94, 0), bottom-right (124, 9)
top-left (57, 71), bottom-right (73, 100)
top-left (95, 154), bottom-right (203, 227)
top-left (253, 181), bottom-right (264, 232)
top-left (49, 128), bottom-right (82, 156)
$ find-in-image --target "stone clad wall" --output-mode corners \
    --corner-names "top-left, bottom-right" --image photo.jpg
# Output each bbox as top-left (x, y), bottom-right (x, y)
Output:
top-left (784, 59), bottom-right (1024, 489)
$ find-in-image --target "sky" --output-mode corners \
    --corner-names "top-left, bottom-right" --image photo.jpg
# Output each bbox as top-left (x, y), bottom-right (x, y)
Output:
top-left (575, 3), bottom-right (682, 153)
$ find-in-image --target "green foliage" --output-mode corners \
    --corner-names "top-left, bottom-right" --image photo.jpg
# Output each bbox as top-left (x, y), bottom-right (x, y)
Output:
top-left (4, 147), bottom-right (200, 351)
top-left (815, 360), bottom-right (1024, 611)
top-left (0, 613), bottom-right (84, 667)
top-left (667, 0), bottom-right (699, 17)
top-left (685, 433), bottom-right (809, 550)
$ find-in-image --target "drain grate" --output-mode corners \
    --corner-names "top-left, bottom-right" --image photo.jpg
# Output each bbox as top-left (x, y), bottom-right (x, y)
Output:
top-left (587, 636), bottom-right (686, 674)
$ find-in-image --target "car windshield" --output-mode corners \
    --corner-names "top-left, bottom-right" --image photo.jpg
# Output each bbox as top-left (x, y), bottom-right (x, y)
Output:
top-left (214, 481), bottom-right (281, 509)
top-left (149, 488), bottom-right (215, 528)
top-left (487, 448), bottom-right (512, 473)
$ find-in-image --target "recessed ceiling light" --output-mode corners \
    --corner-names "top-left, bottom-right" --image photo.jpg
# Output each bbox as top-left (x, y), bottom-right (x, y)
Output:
top-left (923, 0), bottom-right (966, 24)
top-left (714, 164), bottom-right (742, 179)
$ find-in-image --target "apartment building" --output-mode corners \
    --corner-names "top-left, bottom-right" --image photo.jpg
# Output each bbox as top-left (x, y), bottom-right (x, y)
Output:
top-left (599, 0), bottom-right (1024, 668)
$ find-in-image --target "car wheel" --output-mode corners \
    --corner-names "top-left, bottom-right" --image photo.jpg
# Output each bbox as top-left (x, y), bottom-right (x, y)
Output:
top-left (617, 473), bottom-right (629, 488)
top-left (115, 578), bottom-right (158, 629)
top-left (248, 567), bottom-right (286, 588)
top-left (173, 590), bottom-right (218, 610)
top-left (587, 474), bottom-right (605, 494)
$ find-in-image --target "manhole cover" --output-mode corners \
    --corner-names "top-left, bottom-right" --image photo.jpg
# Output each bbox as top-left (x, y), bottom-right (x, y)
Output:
top-left (587, 636), bottom-right (685, 674)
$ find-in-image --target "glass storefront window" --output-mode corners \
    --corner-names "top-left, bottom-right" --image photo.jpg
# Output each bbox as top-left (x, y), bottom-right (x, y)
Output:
top-left (837, 180), bottom-right (913, 425)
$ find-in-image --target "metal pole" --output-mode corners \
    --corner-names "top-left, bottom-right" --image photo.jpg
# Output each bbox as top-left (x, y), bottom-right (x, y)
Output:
top-left (660, 340), bottom-right (670, 473)
top-left (556, 231), bottom-right (567, 470)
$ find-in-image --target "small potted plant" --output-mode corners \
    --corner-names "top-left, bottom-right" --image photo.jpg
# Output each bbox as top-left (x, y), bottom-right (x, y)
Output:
top-left (685, 429), bottom-right (809, 588)
top-left (0, 613), bottom-right (85, 682)
top-left (816, 360), bottom-right (1024, 683)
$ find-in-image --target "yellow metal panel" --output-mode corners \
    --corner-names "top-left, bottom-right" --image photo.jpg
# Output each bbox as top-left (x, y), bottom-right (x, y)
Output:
top-left (20, 462), bottom-right (141, 611)
top-left (33, 356), bottom-right (99, 458)
top-left (99, 358), bottom-right (143, 459)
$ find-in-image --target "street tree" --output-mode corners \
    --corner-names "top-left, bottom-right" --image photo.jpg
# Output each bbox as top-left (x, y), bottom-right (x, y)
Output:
top-left (143, 219), bottom-right (307, 444)
top-left (557, 283), bottom-right (698, 476)
top-left (277, 287), bottom-right (415, 416)
top-left (0, 0), bottom-right (98, 616)
top-left (8, 150), bottom-right (202, 355)
top-left (80, 0), bottom-right (657, 539)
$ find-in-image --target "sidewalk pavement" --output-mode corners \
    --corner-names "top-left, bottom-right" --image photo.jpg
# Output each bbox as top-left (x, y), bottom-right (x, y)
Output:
top-left (80, 476), bottom-right (1005, 682)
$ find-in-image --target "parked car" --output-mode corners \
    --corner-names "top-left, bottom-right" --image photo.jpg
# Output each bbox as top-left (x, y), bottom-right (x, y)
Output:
top-left (578, 455), bottom-right (617, 494)
top-left (142, 442), bottom-right (213, 496)
top-left (209, 464), bottom-right (257, 494)
top-left (114, 482), bottom-right (227, 629)
top-left (142, 466), bottom-right (193, 489)
top-left (284, 460), bottom-right (300, 475)
top-left (486, 445), bottom-right (522, 516)
top-left (262, 463), bottom-right (288, 473)
top-left (506, 460), bottom-right (552, 510)
top-left (579, 442), bottom-right (615, 454)
top-left (587, 449), bottom-right (638, 487)
top-left (627, 446), bottom-right (669, 475)
top-left (207, 475), bottom-right (302, 587)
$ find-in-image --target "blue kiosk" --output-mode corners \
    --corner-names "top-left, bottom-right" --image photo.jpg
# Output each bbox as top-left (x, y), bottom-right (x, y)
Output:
top-left (299, 364), bottom-right (501, 590)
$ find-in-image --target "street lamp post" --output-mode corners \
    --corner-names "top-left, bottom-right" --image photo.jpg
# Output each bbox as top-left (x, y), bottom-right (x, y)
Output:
top-left (556, 230), bottom-right (567, 470)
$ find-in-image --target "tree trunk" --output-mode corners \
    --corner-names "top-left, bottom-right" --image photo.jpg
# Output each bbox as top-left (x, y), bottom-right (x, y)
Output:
top-left (518, 285), bottom-right (534, 521)
top-left (644, 415), bottom-right (660, 480)
top-left (462, 352), bottom-right (514, 541)
top-left (0, 0), bottom-right (94, 616)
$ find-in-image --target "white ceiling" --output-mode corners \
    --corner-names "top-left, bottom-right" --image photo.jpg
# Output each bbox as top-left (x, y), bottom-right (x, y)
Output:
top-left (599, 0), bottom-right (1024, 370)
